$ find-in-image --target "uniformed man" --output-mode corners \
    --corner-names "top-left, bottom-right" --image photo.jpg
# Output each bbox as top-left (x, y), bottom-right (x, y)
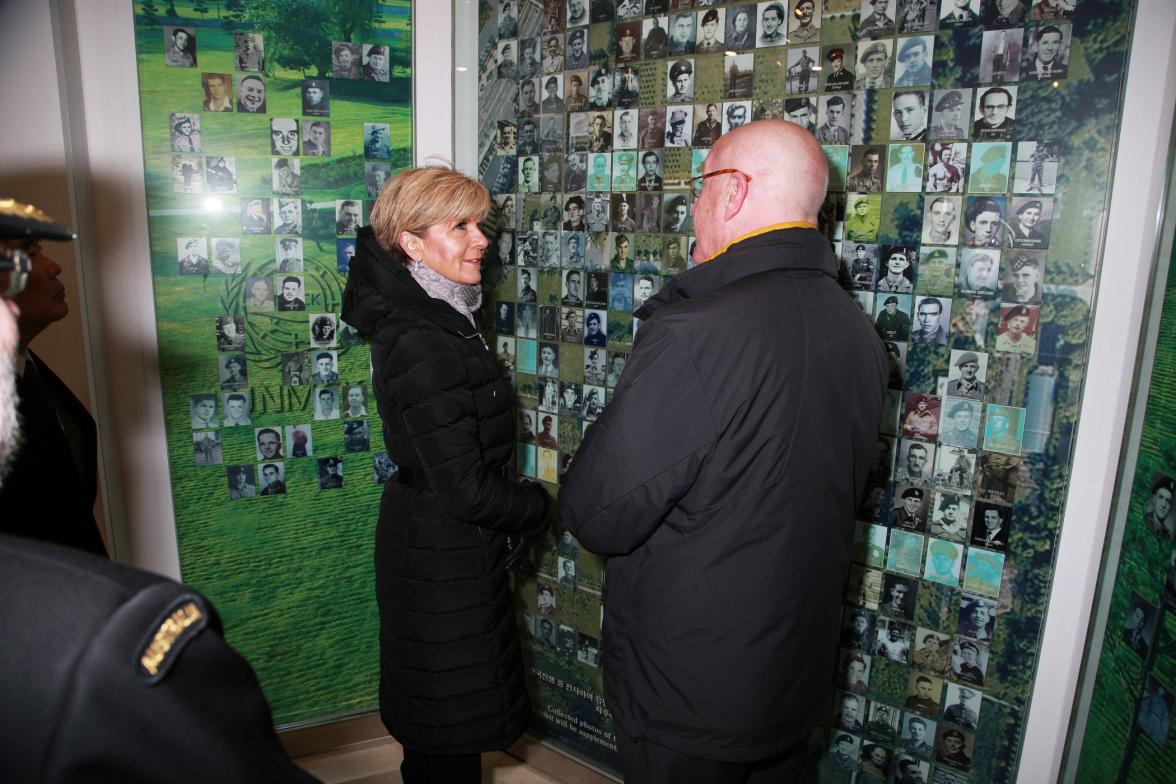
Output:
top-left (0, 199), bottom-right (106, 555)
top-left (944, 687), bottom-right (979, 729)
top-left (894, 440), bottom-right (931, 484)
top-left (994, 305), bottom-right (1036, 355)
top-left (890, 487), bottom-right (925, 529)
top-left (848, 148), bottom-right (884, 193)
top-left (0, 536), bottom-right (318, 782)
top-left (858, 41), bottom-right (891, 89)
top-left (945, 352), bottom-right (986, 399)
top-left (930, 90), bottom-right (967, 138)
top-left (824, 47), bottom-right (855, 91)
top-left (874, 295), bottom-right (911, 341)
top-left (667, 59), bottom-right (694, 102)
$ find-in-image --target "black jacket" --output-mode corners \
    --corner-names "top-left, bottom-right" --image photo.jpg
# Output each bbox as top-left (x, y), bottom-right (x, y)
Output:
top-left (341, 227), bottom-right (547, 754)
top-left (0, 352), bottom-right (105, 555)
top-left (0, 535), bottom-right (317, 784)
top-left (559, 228), bottom-right (887, 762)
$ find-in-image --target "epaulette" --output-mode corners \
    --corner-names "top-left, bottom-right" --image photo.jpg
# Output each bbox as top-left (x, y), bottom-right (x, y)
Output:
top-left (135, 593), bottom-right (209, 684)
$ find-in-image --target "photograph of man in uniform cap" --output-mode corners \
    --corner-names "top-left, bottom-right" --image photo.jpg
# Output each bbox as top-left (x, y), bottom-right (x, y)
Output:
top-left (937, 726), bottom-right (973, 769)
top-left (874, 293), bottom-right (911, 341)
top-left (541, 76), bottom-right (564, 113)
top-left (944, 351), bottom-right (987, 399)
top-left (695, 9), bottom-right (726, 53)
top-left (944, 684), bottom-right (982, 730)
top-left (1145, 474), bottom-right (1175, 538)
top-left (895, 36), bottom-right (933, 86)
top-left (824, 46), bottom-right (855, 91)
top-left (1009, 198), bottom-right (1051, 248)
top-left (859, 0), bottom-right (896, 38)
top-left (318, 456), bottom-right (344, 489)
top-left (930, 89), bottom-right (970, 139)
top-left (1001, 253), bottom-right (1044, 303)
top-left (994, 304), bottom-right (1037, 354)
top-left (902, 392), bottom-right (940, 440)
top-left (857, 40), bottom-right (892, 89)
top-left (667, 59), bottom-right (694, 102)
top-left (362, 44), bottom-right (389, 82)
top-left (846, 243), bottom-right (878, 289)
top-left (783, 98), bottom-right (816, 134)
top-left (890, 486), bottom-right (927, 529)
top-left (789, 0), bottom-right (821, 43)
top-left (917, 247), bottom-right (955, 295)
top-left (612, 151), bottom-right (637, 191)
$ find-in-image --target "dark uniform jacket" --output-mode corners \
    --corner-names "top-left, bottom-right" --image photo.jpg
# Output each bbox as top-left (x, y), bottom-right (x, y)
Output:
top-left (341, 227), bottom-right (548, 754)
top-left (559, 228), bottom-right (888, 762)
top-left (0, 352), bottom-right (105, 555)
top-left (0, 535), bottom-right (317, 784)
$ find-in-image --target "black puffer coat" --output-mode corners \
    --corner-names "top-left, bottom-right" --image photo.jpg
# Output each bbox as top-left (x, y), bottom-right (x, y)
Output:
top-left (342, 227), bottom-right (548, 754)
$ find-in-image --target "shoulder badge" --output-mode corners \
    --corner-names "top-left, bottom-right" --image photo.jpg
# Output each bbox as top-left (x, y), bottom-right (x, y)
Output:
top-left (136, 594), bottom-right (209, 684)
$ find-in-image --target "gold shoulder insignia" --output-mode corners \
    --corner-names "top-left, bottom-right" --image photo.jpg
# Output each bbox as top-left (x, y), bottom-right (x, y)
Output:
top-left (137, 595), bottom-right (208, 683)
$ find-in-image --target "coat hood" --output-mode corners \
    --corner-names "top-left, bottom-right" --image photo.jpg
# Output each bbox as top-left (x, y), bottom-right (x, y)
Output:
top-left (341, 226), bottom-right (476, 337)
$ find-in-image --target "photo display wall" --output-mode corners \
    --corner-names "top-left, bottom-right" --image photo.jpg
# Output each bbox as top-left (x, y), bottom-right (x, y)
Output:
top-left (475, 0), bottom-right (1135, 780)
top-left (1073, 236), bottom-right (1176, 780)
top-left (130, 1), bottom-right (412, 724)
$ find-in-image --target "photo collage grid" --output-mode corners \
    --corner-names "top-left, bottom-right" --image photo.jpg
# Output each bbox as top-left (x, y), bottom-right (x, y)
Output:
top-left (479, 0), bottom-right (1082, 779)
top-left (163, 24), bottom-right (405, 499)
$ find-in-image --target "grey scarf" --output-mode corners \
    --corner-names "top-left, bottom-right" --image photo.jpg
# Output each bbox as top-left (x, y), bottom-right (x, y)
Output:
top-left (407, 259), bottom-right (482, 327)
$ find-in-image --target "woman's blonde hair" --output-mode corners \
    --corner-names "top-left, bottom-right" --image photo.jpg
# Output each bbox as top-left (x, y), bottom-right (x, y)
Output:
top-left (368, 166), bottom-right (490, 266)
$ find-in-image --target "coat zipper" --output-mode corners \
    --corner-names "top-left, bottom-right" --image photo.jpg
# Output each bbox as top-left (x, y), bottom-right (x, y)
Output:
top-left (459, 329), bottom-right (496, 397)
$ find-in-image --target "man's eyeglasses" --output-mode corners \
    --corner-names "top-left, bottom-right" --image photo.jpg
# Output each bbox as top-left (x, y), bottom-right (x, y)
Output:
top-left (689, 168), bottom-right (752, 198)
top-left (0, 245), bottom-right (33, 299)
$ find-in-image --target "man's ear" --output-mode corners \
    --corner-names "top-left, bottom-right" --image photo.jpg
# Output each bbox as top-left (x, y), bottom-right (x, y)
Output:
top-left (723, 173), bottom-right (751, 221)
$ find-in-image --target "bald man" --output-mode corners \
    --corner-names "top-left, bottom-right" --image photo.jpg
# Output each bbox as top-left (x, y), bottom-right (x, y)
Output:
top-left (559, 120), bottom-right (889, 782)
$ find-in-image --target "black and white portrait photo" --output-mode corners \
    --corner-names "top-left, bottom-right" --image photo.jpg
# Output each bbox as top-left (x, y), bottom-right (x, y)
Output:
top-left (302, 79), bottom-right (330, 116)
top-left (164, 26), bottom-right (197, 67)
